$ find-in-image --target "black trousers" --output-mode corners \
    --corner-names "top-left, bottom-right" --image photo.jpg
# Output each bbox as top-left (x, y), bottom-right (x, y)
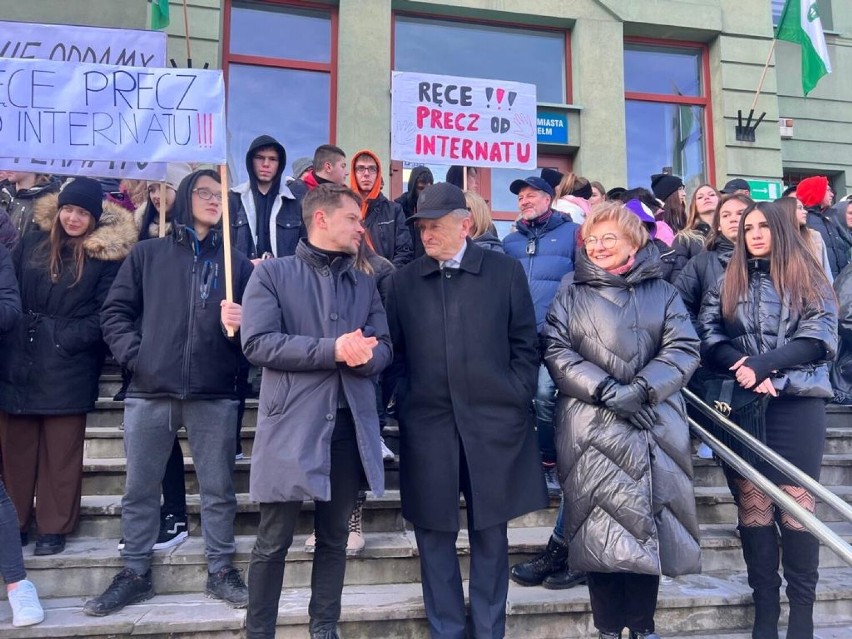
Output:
top-left (161, 437), bottom-right (186, 519)
top-left (245, 410), bottom-right (363, 638)
top-left (413, 442), bottom-right (510, 639)
top-left (587, 571), bottom-right (660, 635)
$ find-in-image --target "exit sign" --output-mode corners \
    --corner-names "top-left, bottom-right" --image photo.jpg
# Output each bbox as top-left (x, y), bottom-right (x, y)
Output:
top-left (746, 179), bottom-right (784, 201)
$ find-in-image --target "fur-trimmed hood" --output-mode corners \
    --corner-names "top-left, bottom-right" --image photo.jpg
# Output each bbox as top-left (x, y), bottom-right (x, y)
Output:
top-left (32, 192), bottom-right (138, 262)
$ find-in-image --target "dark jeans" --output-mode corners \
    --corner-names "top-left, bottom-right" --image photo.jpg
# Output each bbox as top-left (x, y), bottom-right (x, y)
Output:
top-left (161, 437), bottom-right (186, 519)
top-left (246, 410), bottom-right (363, 638)
top-left (534, 364), bottom-right (557, 465)
top-left (587, 571), bottom-right (660, 635)
top-left (0, 477), bottom-right (26, 584)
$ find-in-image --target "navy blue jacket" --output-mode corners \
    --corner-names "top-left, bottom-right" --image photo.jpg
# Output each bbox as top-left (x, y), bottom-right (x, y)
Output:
top-left (807, 207), bottom-right (852, 277)
top-left (503, 213), bottom-right (580, 332)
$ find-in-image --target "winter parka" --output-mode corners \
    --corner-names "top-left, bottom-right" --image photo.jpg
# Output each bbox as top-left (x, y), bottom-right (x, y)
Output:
top-left (807, 206), bottom-right (852, 277)
top-left (241, 240), bottom-right (392, 503)
top-left (503, 213), bottom-right (580, 332)
top-left (0, 243), bottom-right (21, 334)
top-left (0, 194), bottom-right (137, 414)
top-left (831, 262), bottom-right (852, 398)
top-left (669, 222), bottom-right (711, 284)
top-left (673, 236), bottom-right (734, 324)
top-left (698, 258), bottom-right (837, 398)
top-left (542, 243), bottom-right (702, 577)
top-left (2, 177), bottom-right (62, 238)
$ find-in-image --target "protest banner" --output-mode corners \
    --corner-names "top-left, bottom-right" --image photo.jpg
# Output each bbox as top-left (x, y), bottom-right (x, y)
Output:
top-left (391, 71), bottom-right (537, 170)
top-left (0, 21), bottom-right (167, 179)
top-left (0, 57), bottom-right (227, 164)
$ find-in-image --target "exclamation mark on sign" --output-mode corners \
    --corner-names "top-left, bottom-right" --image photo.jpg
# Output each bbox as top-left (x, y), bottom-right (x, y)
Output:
top-left (495, 88), bottom-right (505, 110)
top-left (485, 87), bottom-right (494, 108)
top-left (207, 114), bottom-right (213, 149)
top-left (197, 113), bottom-right (204, 146)
top-left (507, 91), bottom-right (517, 110)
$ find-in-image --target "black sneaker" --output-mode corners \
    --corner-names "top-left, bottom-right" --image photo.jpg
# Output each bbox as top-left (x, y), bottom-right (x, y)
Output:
top-left (206, 566), bottom-right (248, 608)
top-left (33, 534), bottom-right (65, 556)
top-left (83, 568), bottom-right (154, 616)
top-left (152, 515), bottom-right (188, 551)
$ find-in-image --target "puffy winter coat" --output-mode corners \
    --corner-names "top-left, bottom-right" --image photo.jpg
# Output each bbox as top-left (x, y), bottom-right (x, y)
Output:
top-left (674, 236), bottom-right (734, 324)
top-left (542, 243), bottom-right (702, 577)
top-left (831, 263), bottom-right (852, 398)
top-left (362, 194), bottom-right (412, 269)
top-left (0, 195), bottom-right (137, 414)
top-left (503, 213), bottom-right (580, 331)
top-left (2, 177), bottom-right (61, 238)
top-left (807, 207), bottom-right (852, 277)
top-left (698, 258), bottom-right (837, 398)
top-left (0, 243), bottom-right (21, 334)
top-left (669, 222), bottom-right (711, 284)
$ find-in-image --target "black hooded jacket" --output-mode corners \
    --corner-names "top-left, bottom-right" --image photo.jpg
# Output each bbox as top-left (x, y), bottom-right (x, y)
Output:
top-left (229, 135), bottom-right (305, 259)
top-left (807, 206), bottom-right (852, 277)
top-left (395, 166), bottom-right (433, 259)
top-left (674, 235), bottom-right (734, 325)
top-left (102, 170), bottom-right (254, 399)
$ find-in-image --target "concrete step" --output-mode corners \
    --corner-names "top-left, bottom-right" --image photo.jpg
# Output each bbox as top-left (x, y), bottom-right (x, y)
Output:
top-left (824, 426), bottom-right (852, 454)
top-left (3, 570), bottom-right (852, 639)
top-left (83, 426), bottom-right (259, 459)
top-left (21, 522), bottom-right (852, 599)
top-left (826, 404), bottom-right (852, 431)
top-left (85, 400), bottom-right (259, 430)
top-left (692, 454), bottom-right (852, 487)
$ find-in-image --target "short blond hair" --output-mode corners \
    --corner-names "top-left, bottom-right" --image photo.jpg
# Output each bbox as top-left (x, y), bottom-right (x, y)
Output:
top-left (581, 201), bottom-right (649, 250)
top-left (464, 190), bottom-right (494, 238)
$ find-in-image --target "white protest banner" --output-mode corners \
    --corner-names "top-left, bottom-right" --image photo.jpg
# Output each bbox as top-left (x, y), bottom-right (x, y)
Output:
top-left (0, 57), bottom-right (226, 164)
top-left (0, 20), bottom-right (167, 179)
top-left (391, 71), bottom-right (537, 169)
top-left (0, 20), bottom-right (166, 67)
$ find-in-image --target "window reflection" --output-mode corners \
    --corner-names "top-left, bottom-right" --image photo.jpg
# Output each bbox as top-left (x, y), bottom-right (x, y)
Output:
top-left (394, 17), bottom-right (565, 103)
top-left (625, 101), bottom-right (706, 190)
top-left (491, 167), bottom-right (539, 214)
top-left (230, 2), bottom-right (331, 63)
top-left (624, 45), bottom-right (701, 96)
top-left (227, 64), bottom-right (330, 184)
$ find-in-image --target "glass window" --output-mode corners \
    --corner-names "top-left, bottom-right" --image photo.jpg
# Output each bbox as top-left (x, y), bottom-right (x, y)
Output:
top-left (625, 101), bottom-right (706, 191)
top-left (394, 17), bottom-right (566, 103)
top-left (230, 2), bottom-right (331, 62)
top-left (490, 167), bottom-right (539, 214)
top-left (227, 65), bottom-right (330, 184)
top-left (624, 44), bottom-right (702, 96)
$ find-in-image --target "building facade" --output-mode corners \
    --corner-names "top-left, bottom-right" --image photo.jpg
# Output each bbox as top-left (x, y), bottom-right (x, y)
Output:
top-left (3, 0), bottom-right (849, 224)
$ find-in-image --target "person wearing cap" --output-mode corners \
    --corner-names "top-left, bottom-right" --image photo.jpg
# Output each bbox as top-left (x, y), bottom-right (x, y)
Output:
top-left (720, 178), bottom-right (751, 196)
top-left (0, 177), bottom-right (137, 556)
top-left (651, 173), bottom-right (686, 233)
top-left (385, 182), bottom-right (546, 639)
top-left (229, 135), bottom-right (304, 263)
top-left (798, 175), bottom-right (851, 277)
top-left (288, 157), bottom-right (314, 184)
top-left (238, 183), bottom-right (391, 639)
top-left (502, 176), bottom-right (579, 486)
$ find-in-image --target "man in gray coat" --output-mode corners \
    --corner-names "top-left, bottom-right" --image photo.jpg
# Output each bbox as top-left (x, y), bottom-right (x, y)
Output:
top-left (385, 182), bottom-right (546, 639)
top-left (240, 183), bottom-right (392, 639)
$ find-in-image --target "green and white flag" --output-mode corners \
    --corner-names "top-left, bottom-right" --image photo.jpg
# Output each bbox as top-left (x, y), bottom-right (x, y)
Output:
top-left (776, 0), bottom-right (832, 95)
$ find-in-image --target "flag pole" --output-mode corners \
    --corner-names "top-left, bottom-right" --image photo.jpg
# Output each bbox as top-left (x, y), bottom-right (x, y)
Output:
top-left (750, 39), bottom-right (777, 113)
top-left (158, 182), bottom-right (167, 238)
top-left (218, 165), bottom-right (235, 337)
top-left (182, 0), bottom-right (193, 66)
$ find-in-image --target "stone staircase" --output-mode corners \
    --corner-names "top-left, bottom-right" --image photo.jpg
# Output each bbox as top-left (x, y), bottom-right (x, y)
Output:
top-left (2, 374), bottom-right (852, 637)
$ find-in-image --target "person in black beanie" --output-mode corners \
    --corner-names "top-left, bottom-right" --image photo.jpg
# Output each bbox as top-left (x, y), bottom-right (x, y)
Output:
top-left (651, 173), bottom-right (686, 232)
top-left (0, 176), bottom-right (137, 556)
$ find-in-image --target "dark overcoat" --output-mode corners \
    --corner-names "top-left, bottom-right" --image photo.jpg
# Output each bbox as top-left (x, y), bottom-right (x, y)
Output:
top-left (385, 239), bottom-right (547, 532)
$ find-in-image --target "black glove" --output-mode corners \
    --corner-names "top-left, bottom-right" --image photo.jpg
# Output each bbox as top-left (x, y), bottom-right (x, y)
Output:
top-left (600, 380), bottom-right (649, 418)
top-left (628, 404), bottom-right (657, 430)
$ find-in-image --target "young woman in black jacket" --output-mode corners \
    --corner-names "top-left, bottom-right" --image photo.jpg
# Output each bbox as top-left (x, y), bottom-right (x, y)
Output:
top-left (0, 178), bottom-right (137, 556)
top-left (698, 201), bottom-right (837, 639)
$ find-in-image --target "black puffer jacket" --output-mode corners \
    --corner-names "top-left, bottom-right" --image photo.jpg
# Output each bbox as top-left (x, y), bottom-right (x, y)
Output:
top-left (0, 196), bottom-right (137, 414)
top-left (543, 244), bottom-right (702, 577)
top-left (698, 258), bottom-right (837, 398)
top-left (669, 222), bottom-right (710, 283)
top-left (807, 207), bottom-right (852, 277)
top-left (0, 243), bottom-right (21, 334)
top-left (3, 177), bottom-right (62, 238)
top-left (674, 236), bottom-right (734, 324)
top-left (395, 166), bottom-right (433, 259)
top-left (101, 171), bottom-right (254, 400)
top-left (831, 262), bottom-right (852, 398)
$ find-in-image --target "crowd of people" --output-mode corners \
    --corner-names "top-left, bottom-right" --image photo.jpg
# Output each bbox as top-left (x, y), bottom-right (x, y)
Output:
top-left (0, 140), bottom-right (850, 639)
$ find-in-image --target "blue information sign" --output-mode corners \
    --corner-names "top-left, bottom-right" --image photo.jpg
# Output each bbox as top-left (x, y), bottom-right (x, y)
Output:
top-left (536, 111), bottom-right (568, 144)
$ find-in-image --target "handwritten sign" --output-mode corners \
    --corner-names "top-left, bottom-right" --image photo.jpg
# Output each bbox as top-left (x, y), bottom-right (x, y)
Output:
top-left (0, 57), bottom-right (226, 164)
top-left (391, 71), bottom-right (537, 170)
top-left (0, 21), bottom-right (167, 179)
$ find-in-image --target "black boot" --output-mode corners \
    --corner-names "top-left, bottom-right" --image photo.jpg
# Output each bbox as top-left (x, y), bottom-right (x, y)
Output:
top-left (629, 632), bottom-right (661, 639)
top-left (598, 632), bottom-right (622, 639)
top-left (739, 525), bottom-right (781, 639)
top-left (780, 527), bottom-right (819, 639)
top-left (510, 535), bottom-right (568, 586)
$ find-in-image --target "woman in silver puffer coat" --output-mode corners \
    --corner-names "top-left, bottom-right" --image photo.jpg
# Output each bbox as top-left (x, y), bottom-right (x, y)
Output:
top-left (543, 202), bottom-right (701, 639)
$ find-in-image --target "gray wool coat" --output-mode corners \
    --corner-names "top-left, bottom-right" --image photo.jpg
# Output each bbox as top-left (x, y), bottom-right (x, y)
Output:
top-left (241, 240), bottom-right (392, 503)
top-left (543, 244), bottom-right (702, 577)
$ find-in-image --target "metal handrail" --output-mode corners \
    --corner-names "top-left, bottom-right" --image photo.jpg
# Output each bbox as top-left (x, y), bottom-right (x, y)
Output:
top-left (689, 416), bottom-right (852, 566)
top-left (684, 388), bottom-right (852, 526)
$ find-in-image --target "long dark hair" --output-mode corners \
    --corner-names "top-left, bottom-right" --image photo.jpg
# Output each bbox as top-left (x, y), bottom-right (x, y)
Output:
top-left (721, 201), bottom-right (832, 322)
top-left (657, 190), bottom-right (686, 232)
top-left (46, 208), bottom-right (97, 287)
top-left (704, 193), bottom-right (753, 249)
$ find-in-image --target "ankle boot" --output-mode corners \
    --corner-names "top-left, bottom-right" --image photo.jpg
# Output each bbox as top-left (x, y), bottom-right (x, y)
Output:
top-left (738, 525), bottom-right (781, 639)
top-left (780, 527), bottom-right (819, 639)
top-left (510, 535), bottom-right (569, 586)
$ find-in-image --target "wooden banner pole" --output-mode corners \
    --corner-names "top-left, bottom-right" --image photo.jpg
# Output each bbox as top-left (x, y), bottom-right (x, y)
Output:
top-left (158, 182), bottom-right (167, 238)
top-left (750, 39), bottom-right (777, 113)
top-left (218, 165), bottom-right (235, 337)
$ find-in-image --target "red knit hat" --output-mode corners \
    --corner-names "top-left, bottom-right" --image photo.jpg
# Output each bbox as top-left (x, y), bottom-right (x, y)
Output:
top-left (797, 176), bottom-right (828, 208)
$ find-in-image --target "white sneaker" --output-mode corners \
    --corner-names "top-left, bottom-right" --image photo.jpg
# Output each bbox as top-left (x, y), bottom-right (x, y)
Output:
top-left (380, 438), bottom-right (395, 461)
top-left (696, 443), bottom-right (714, 459)
top-left (9, 579), bottom-right (44, 627)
